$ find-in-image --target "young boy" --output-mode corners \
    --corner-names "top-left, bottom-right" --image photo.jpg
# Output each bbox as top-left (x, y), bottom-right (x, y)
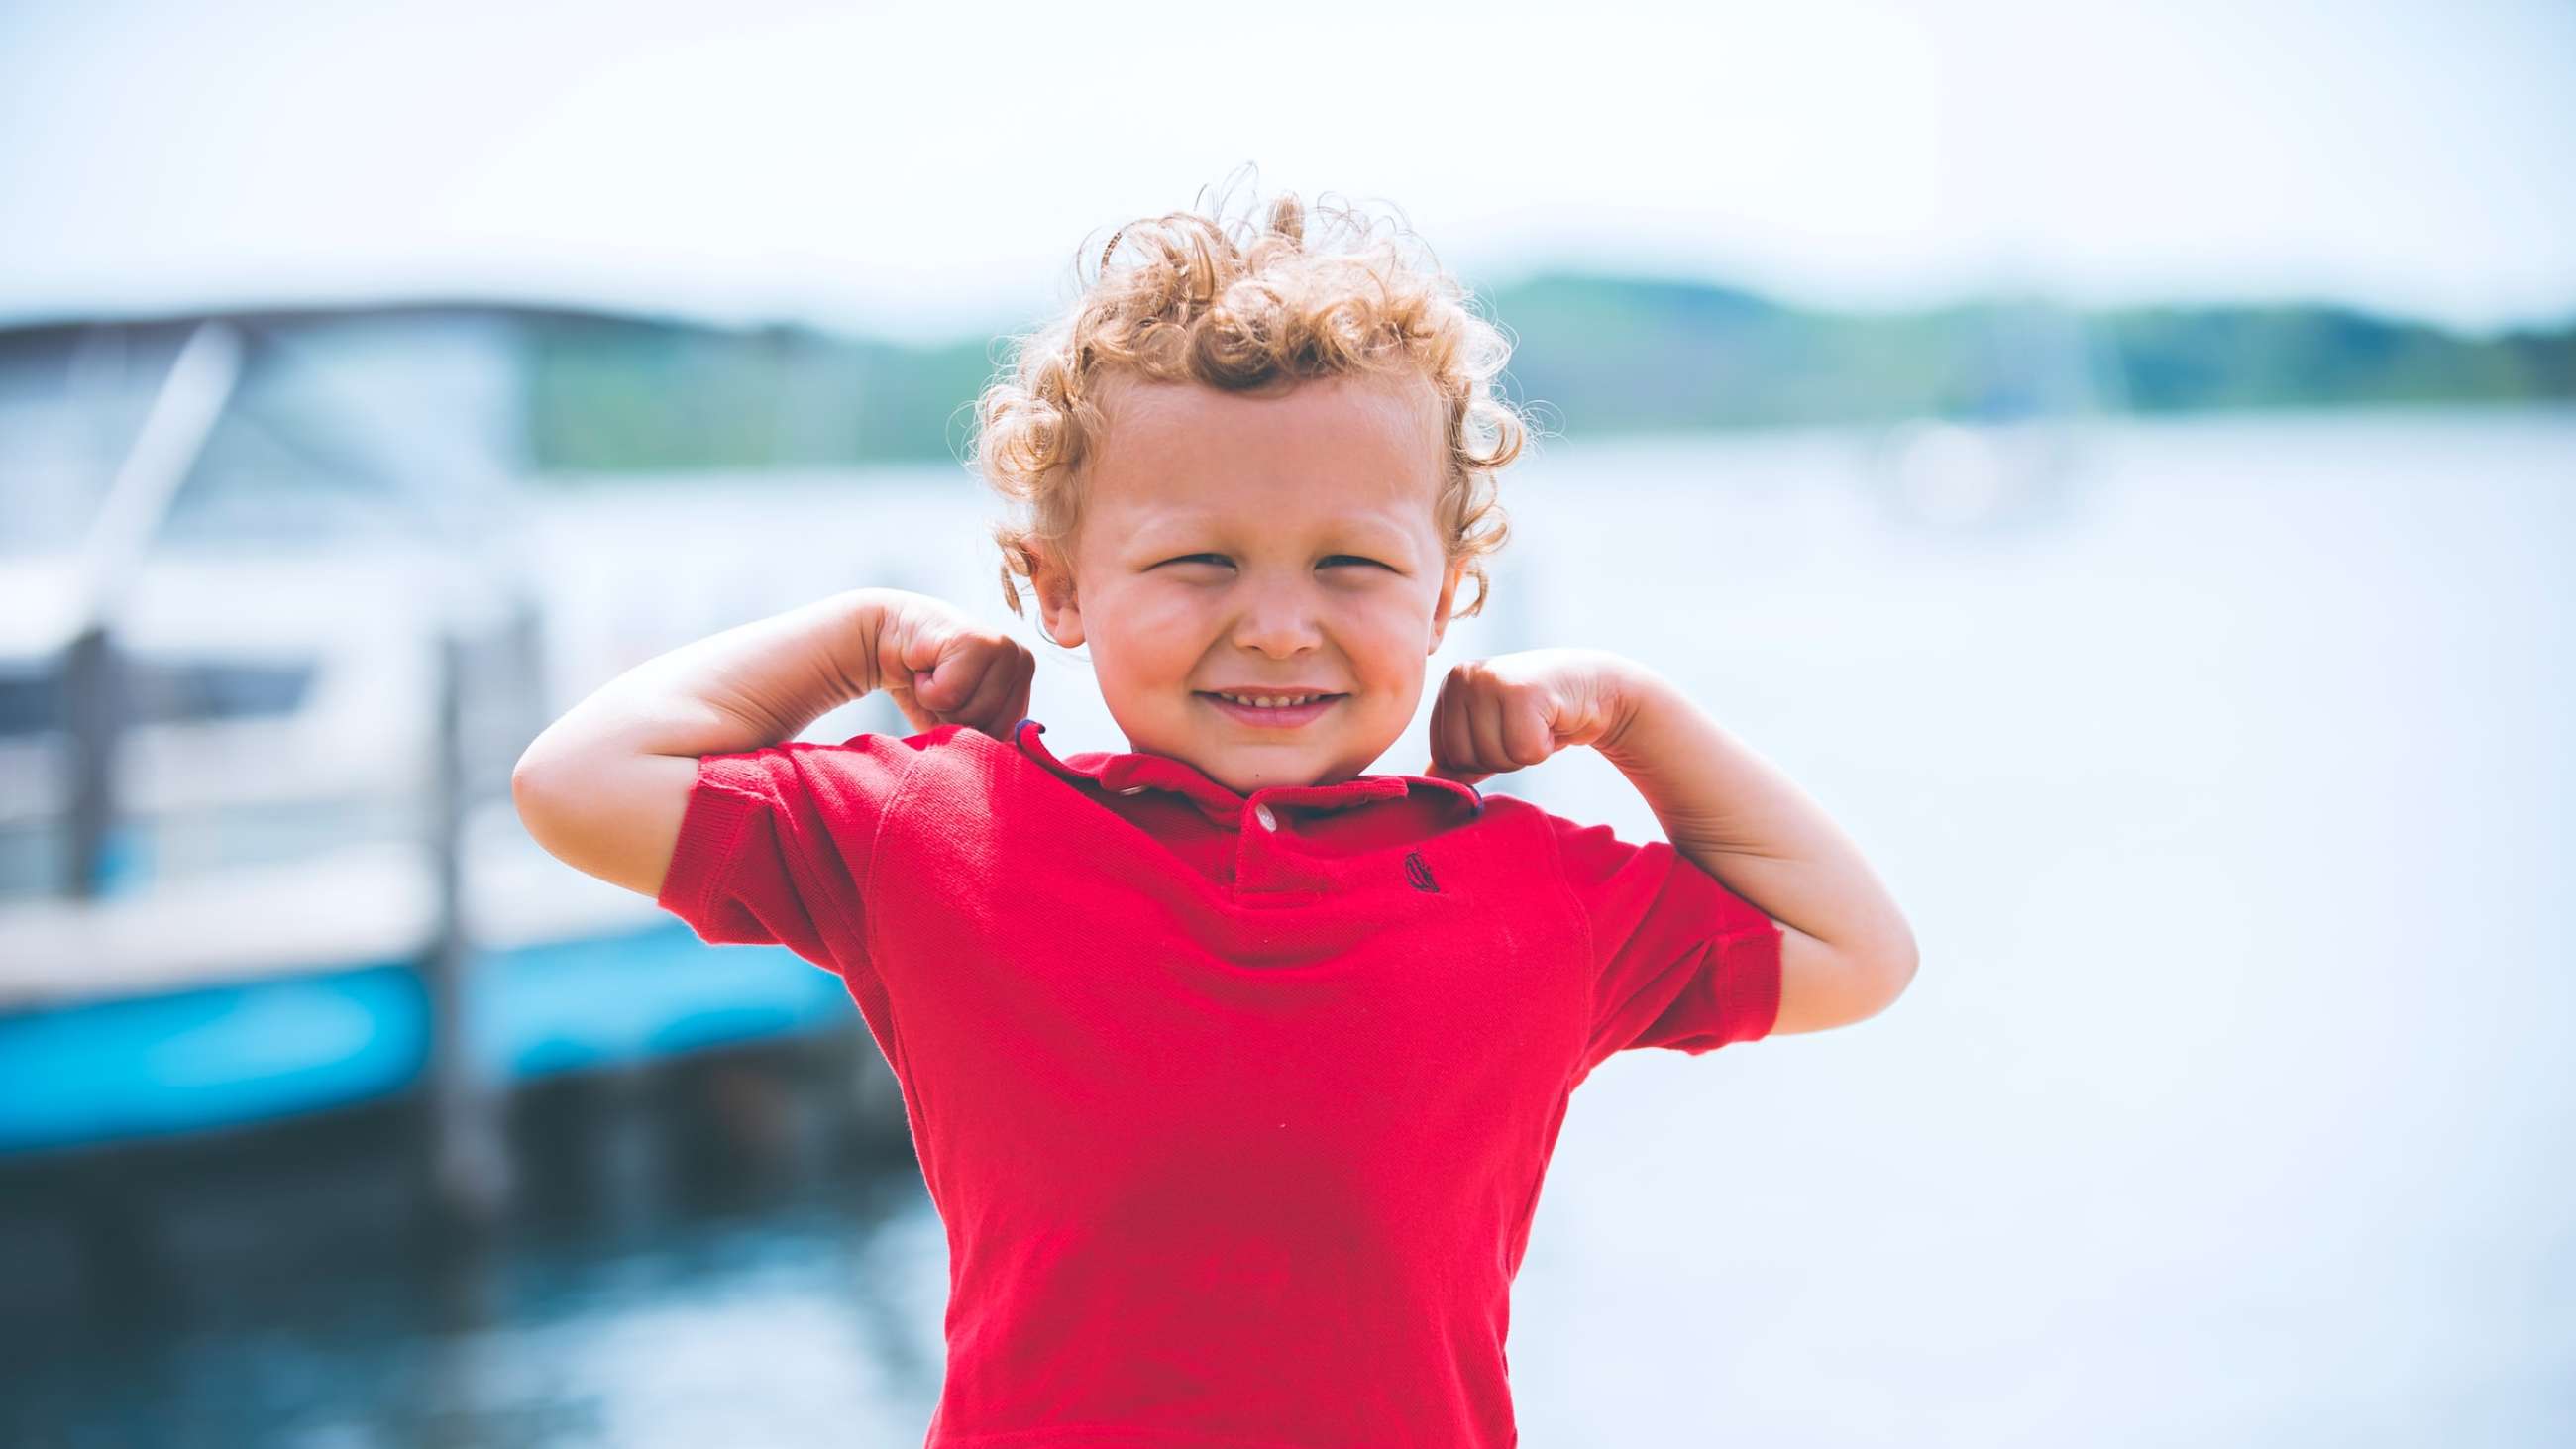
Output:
top-left (513, 188), bottom-right (1916, 1448)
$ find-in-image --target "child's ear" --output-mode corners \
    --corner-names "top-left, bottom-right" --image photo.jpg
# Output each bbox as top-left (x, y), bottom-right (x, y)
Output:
top-left (1427, 557), bottom-right (1468, 654)
top-left (1030, 544), bottom-right (1087, 649)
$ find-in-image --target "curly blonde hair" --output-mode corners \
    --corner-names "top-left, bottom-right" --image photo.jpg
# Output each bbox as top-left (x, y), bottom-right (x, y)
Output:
top-left (971, 177), bottom-right (1528, 631)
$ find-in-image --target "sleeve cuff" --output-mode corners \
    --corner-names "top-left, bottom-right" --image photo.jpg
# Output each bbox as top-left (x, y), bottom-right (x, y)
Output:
top-left (1708, 920), bottom-right (1784, 1047)
top-left (654, 760), bottom-right (762, 936)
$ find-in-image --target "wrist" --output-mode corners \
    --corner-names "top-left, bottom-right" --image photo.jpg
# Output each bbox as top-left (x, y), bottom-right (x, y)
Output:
top-left (825, 586), bottom-right (916, 699)
top-left (1592, 658), bottom-right (1673, 765)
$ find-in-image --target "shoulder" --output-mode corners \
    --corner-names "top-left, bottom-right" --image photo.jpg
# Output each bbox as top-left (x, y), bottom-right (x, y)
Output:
top-left (1468, 790), bottom-right (1629, 874)
top-left (1466, 791), bottom-right (1727, 927)
top-left (1448, 788), bottom-right (1551, 836)
top-left (1411, 788), bottom-right (1579, 885)
top-left (691, 722), bottom-right (1007, 822)
top-left (806, 721), bottom-right (1054, 819)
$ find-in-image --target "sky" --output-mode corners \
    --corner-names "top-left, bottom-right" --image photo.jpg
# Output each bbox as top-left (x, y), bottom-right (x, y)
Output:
top-left (1, 0), bottom-right (2570, 341)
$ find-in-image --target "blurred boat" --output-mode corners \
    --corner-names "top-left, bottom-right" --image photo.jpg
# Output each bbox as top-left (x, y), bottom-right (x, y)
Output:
top-left (1865, 299), bottom-right (2108, 530)
top-left (0, 307), bottom-right (888, 1175)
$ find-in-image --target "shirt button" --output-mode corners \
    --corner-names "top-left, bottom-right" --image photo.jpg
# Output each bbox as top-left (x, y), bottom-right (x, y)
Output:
top-left (1252, 803), bottom-right (1277, 831)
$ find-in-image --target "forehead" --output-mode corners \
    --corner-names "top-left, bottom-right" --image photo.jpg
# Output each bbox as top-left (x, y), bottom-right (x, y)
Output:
top-left (1084, 373), bottom-right (1445, 538)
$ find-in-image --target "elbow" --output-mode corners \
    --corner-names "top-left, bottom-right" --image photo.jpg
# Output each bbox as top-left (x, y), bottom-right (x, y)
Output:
top-left (1833, 917), bottom-right (1918, 1026)
top-left (510, 719), bottom-right (590, 820)
top-left (1774, 917), bottom-right (1918, 1035)
top-left (510, 742), bottom-right (579, 850)
top-left (509, 755), bottom-right (544, 814)
top-left (1862, 920), bottom-right (1920, 1017)
top-left (509, 739), bottom-right (550, 810)
top-left (510, 755), bottom-right (557, 851)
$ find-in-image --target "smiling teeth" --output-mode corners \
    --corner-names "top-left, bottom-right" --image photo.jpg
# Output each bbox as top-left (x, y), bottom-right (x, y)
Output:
top-left (1217, 693), bottom-right (1326, 708)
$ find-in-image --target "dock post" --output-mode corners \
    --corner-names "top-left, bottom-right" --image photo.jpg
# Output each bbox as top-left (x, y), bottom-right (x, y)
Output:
top-left (56, 320), bottom-right (245, 900)
top-left (58, 623), bottom-right (121, 899)
top-left (420, 626), bottom-right (511, 1230)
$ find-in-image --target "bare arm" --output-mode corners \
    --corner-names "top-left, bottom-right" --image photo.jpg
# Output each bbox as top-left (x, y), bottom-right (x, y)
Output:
top-left (1424, 647), bottom-right (1917, 1036)
top-left (510, 586), bottom-right (1031, 899)
top-left (1596, 664), bottom-right (1919, 1035)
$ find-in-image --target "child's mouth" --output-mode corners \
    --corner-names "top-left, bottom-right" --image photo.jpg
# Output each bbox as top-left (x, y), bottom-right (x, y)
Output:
top-left (1194, 692), bottom-right (1345, 729)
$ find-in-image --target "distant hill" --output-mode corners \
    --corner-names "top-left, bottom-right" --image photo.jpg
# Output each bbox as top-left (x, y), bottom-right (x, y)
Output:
top-left (522, 274), bottom-right (2576, 472)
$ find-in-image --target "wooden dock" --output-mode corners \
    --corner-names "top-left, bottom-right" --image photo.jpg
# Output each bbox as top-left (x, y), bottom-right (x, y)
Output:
top-left (0, 314), bottom-right (928, 1222)
top-left (0, 830), bottom-right (865, 1150)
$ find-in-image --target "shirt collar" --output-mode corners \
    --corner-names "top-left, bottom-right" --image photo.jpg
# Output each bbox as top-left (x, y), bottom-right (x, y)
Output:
top-left (1012, 717), bottom-right (1484, 826)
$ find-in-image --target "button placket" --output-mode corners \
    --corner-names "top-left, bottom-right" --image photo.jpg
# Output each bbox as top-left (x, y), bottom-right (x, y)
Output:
top-left (1235, 794), bottom-right (1286, 894)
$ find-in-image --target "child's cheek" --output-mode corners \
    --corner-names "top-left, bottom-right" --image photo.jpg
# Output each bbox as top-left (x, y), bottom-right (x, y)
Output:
top-left (1119, 584), bottom-right (1216, 645)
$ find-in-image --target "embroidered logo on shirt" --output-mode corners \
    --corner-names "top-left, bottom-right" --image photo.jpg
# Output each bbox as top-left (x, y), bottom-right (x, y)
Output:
top-left (1404, 850), bottom-right (1440, 893)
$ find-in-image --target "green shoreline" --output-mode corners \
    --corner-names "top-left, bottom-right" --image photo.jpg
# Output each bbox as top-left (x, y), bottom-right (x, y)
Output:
top-left (501, 272), bottom-right (2571, 471)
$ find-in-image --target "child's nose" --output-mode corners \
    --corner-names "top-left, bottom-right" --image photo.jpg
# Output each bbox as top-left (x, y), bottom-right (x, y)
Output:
top-left (1227, 581), bottom-right (1325, 657)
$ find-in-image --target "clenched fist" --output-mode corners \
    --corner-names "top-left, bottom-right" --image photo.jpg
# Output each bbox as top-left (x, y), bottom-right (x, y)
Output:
top-left (1424, 647), bottom-right (1644, 785)
top-left (872, 594), bottom-right (1037, 739)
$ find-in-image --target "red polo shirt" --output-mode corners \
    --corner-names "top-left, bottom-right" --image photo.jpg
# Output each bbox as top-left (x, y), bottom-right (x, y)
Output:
top-left (656, 717), bottom-right (1781, 1448)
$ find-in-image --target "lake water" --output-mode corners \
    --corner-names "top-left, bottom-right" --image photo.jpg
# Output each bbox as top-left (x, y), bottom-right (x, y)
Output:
top-left (8, 406), bottom-right (2571, 1446)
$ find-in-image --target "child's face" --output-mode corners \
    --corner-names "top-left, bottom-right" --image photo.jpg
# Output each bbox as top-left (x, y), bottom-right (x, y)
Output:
top-left (1033, 372), bottom-right (1468, 794)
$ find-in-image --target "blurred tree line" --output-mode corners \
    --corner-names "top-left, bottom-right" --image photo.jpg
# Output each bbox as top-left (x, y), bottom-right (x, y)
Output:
top-left (524, 274), bottom-right (2576, 472)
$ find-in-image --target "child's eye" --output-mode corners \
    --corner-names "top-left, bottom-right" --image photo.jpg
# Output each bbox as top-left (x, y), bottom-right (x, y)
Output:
top-left (1156, 554), bottom-right (1392, 571)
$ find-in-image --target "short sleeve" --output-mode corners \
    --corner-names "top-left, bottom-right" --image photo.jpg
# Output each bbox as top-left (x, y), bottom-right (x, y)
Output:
top-left (654, 731), bottom-right (923, 977)
top-left (1546, 812), bottom-right (1783, 1085)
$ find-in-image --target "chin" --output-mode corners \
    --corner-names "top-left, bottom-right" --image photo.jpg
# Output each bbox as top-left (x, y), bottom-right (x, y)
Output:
top-left (1206, 752), bottom-right (1311, 789)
